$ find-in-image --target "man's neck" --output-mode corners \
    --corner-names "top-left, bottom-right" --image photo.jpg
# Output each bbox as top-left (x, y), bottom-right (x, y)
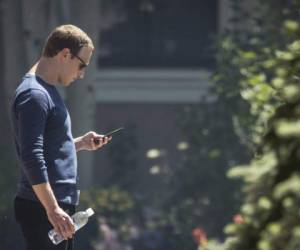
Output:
top-left (29, 57), bottom-right (59, 85)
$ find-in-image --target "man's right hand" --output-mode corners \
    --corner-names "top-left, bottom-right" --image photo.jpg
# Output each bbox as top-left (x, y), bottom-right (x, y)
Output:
top-left (46, 206), bottom-right (75, 240)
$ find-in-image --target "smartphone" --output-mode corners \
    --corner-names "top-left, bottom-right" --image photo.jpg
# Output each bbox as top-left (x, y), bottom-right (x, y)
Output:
top-left (94, 127), bottom-right (124, 145)
top-left (104, 127), bottom-right (124, 137)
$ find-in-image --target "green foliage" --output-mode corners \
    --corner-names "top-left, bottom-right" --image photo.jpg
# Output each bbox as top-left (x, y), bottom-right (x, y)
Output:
top-left (214, 0), bottom-right (300, 147)
top-left (80, 186), bottom-right (134, 228)
top-left (79, 186), bottom-right (135, 249)
top-left (218, 1), bottom-right (300, 250)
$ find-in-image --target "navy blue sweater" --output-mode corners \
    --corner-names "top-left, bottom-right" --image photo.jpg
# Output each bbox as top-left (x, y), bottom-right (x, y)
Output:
top-left (11, 74), bottom-right (79, 205)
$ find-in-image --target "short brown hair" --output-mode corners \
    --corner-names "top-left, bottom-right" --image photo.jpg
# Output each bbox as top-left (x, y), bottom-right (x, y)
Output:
top-left (42, 24), bottom-right (94, 57)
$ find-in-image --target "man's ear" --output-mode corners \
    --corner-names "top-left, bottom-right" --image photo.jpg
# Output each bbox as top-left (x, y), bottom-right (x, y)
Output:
top-left (59, 48), bottom-right (70, 60)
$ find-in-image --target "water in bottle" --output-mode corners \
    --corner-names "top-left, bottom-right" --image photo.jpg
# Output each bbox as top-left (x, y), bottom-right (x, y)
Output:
top-left (48, 208), bottom-right (95, 245)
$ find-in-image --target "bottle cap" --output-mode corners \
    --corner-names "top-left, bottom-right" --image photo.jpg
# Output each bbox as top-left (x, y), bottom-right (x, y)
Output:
top-left (86, 208), bottom-right (95, 217)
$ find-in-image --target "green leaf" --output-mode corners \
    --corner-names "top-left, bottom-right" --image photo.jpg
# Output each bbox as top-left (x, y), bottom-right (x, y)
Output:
top-left (284, 20), bottom-right (300, 32)
top-left (274, 119), bottom-right (300, 138)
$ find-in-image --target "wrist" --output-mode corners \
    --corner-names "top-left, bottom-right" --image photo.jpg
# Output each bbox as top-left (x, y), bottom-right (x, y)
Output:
top-left (74, 136), bottom-right (84, 151)
top-left (45, 203), bottom-right (60, 213)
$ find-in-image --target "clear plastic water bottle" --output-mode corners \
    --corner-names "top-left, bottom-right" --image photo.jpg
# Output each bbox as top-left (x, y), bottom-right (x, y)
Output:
top-left (48, 208), bottom-right (95, 245)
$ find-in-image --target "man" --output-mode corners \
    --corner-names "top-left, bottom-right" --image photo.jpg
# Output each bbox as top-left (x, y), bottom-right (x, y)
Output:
top-left (11, 24), bottom-right (110, 250)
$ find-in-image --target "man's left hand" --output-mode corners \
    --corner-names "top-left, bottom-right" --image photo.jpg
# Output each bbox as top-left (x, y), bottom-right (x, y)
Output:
top-left (75, 131), bottom-right (111, 151)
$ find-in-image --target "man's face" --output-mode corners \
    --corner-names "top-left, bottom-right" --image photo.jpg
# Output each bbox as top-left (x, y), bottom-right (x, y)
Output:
top-left (59, 46), bottom-right (93, 86)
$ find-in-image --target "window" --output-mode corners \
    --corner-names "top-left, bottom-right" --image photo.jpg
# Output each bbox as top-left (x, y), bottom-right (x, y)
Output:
top-left (98, 0), bottom-right (218, 68)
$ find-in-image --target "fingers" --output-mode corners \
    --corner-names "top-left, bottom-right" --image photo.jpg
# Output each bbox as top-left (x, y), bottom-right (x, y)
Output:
top-left (93, 135), bottom-right (112, 148)
top-left (47, 208), bottom-right (75, 240)
top-left (62, 216), bottom-right (75, 238)
top-left (59, 218), bottom-right (74, 239)
top-left (55, 217), bottom-right (74, 240)
top-left (82, 131), bottom-right (112, 150)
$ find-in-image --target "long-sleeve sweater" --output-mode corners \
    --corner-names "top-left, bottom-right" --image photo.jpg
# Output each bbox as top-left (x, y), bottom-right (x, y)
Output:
top-left (10, 74), bottom-right (79, 205)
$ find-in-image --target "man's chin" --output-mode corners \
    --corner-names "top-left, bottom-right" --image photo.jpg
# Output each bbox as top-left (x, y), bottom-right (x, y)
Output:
top-left (68, 78), bottom-right (77, 85)
top-left (61, 80), bottom-right (73, 86)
